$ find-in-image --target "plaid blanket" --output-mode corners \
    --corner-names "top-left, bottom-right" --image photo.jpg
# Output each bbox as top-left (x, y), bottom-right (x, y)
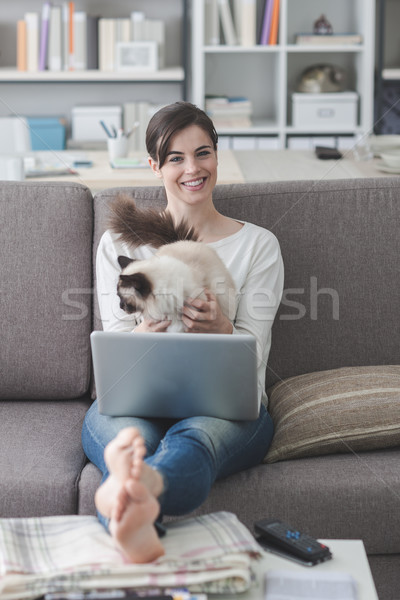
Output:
top-left (0, 511), bottom-right (261, 599)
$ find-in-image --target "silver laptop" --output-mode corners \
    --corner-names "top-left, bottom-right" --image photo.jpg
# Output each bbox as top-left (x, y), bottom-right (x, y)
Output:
top-left (91, 331), bottom-right (259, 421)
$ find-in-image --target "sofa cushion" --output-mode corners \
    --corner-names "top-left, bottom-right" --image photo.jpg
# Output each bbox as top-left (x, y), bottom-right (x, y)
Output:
top-left (0, 399), bottom-right (90, 517)
top-left (0, 182), bottom-right (93, 399)
top-left (264, 365), bottom-right (400, 463)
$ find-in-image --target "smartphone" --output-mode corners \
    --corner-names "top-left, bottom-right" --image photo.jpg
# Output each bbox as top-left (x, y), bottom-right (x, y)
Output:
top-left (315, 146), bottom-right (343, 160)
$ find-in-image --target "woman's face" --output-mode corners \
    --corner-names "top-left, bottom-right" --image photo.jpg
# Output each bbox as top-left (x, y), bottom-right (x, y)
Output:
top-left (149, 124), bottom-right (218, 211)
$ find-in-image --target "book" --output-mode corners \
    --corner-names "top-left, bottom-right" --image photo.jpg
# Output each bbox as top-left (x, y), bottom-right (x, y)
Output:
top-left (382, 67), bottom-right (400, 80)
top-left (62, 1), bottom-right (74, 70)
top-left (123, 101), bottom-right (138, 152)
top-left (98, 18), bottom-right (116, 71)
top-left (205, 0), bottom-right (220, 45)
top-left (38, 2), bottom-right (51, 71)
top-left (62, 2), bottom-right (69, 70)
top-left (16, 20), bottom-right (27, 71)
top-left (146, 20), bottom-right (166, 69)
top-left (48, 6), bottom-right (62, 71)
top-left (268, 0), bottom-right (280, 45)
top-left (116, 17), bottom-right (131, 44)
top-left (233, 0), bottom-right (242, 44)
top-left (123, 101), bottom-right (165, 152)
top-left (259, 0), bottom-right (274, 45)
top-left (73, 11), bottom-right (87, 70)
top-left (295, 33), bottom-right (363, 45)
top-left (86, 15), bottom-right (100, 70)
top-left (206, 95), bottom-right (253, 128)
top-left (218, 0), bottom-right (237, 45)
top-left (25, 12), bottom-right (39, 72)
top-left (237, 0), bottom-right (257, 46)
top-left (64, 1), bottom-right (75, 70)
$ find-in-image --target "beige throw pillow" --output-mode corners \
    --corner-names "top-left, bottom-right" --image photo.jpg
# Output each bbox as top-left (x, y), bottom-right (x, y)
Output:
top-left (264, 365), bottom-right (400, 463)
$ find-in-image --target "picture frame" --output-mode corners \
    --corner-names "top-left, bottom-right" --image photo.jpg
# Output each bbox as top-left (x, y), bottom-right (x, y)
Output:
top-left (115, 41), bottom-right (159, 71)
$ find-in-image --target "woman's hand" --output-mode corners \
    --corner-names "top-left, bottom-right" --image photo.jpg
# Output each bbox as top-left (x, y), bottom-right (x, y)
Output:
top-left (134, 318), bottom-right (171, 333)
top-left (182, 289), bottom-right (233, 334)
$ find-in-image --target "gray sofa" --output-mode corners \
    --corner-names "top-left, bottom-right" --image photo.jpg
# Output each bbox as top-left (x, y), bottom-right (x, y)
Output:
top-left (1, 178), bottom-right (399, 599)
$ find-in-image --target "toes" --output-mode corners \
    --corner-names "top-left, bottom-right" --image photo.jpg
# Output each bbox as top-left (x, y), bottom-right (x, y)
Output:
top-left (116, 427), bottom-right (142, 449)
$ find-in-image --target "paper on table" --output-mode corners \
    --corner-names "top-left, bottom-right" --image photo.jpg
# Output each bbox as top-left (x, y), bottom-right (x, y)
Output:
top-left (265, 570), bottom-right (358, 600)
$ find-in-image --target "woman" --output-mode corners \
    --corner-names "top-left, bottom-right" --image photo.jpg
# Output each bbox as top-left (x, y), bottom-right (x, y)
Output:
top-left (82, 101), bottom-right (284, 563)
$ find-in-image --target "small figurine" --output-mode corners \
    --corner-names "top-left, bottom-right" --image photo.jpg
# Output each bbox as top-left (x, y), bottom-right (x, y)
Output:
top-left (313, 15), bottom-right (333, 35)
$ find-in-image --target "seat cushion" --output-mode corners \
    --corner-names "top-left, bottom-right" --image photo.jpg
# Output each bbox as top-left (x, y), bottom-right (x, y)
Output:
top-left (264, 365), bottom-right (400, 463)
top-left (0, 399), bottom-right (90, 517)
top-left (181, 448), bottom-right (400, 556)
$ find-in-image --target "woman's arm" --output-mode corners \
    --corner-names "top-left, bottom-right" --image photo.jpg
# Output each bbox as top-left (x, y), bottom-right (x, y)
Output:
top-left (96, 231), bottom-right (139, 332)
top-left (232, 231), bottom-right (284, 369)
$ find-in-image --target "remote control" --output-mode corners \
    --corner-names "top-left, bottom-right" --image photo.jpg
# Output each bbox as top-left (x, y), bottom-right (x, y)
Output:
top-left (254, 519), bottom-right (332, 564)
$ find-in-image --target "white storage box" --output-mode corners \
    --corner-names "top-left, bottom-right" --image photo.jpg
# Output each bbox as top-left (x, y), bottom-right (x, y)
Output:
top-left (71, 105), bottom-right (122, 141)
top-left (291, 92), bottom-right (358, 130)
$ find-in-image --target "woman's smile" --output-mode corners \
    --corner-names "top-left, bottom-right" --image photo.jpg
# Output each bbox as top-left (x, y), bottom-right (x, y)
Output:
top-left (181, 176), bottom-right (207, 190)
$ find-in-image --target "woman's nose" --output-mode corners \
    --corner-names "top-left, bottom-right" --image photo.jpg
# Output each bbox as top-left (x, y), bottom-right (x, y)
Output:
top-left (185, 157), bottom-right (200, 173)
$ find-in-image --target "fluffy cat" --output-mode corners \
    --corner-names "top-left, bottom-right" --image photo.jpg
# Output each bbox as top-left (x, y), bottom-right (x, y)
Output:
top-left (108, 195), bottom-right (236, 333)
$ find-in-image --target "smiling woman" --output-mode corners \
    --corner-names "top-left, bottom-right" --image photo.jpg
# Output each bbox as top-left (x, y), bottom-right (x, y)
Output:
top-left (82, 101), bottom-right (284, 564)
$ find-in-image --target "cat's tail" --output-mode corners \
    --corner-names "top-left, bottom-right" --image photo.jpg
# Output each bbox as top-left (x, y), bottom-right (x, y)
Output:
top-left (107, 193), bottom-right (199, 248)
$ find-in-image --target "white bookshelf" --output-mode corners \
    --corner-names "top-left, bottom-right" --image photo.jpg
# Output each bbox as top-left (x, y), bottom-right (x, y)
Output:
top-left (192, 0), bottom-right (376, 148)
top-left (0, 0), bottom-right (188, 121)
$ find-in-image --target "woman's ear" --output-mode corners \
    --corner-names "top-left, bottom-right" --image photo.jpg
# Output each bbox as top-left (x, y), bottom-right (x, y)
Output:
top-left (148, 156), bottom-right (163, 179)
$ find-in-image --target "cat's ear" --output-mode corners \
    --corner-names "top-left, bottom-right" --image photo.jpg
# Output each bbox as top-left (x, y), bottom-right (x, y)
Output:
top-left (119, 272), bottom-right (152, 298)
top-left (117, 255), bottom-right (135, 270)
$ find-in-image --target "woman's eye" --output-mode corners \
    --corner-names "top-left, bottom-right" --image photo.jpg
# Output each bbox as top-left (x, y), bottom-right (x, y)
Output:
top-left (198, 151), bottom-right (211, 157)
top-left (170, 156), bottom-right (183, 163)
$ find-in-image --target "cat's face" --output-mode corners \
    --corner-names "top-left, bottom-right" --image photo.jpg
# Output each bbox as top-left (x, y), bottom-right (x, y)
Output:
top-left (117, 256), bottom-right (152, 314)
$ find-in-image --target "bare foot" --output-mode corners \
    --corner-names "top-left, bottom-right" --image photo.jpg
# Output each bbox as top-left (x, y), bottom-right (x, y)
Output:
top-left (109, 479), bottom-right (165, 563)
top-left (95, 427), bottom-right (165, 563)
top-left (95, 427), bottom-right (148, 518)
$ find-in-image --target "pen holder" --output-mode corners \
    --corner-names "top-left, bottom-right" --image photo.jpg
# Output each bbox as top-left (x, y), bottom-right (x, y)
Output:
top-left (107, 137), bottom-right (129, 162)
top-left (0, 155), bottom-right (24, 180)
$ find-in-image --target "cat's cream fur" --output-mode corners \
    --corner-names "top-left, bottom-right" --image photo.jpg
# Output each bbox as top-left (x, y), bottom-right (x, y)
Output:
top-left (117, 241), bottom-right (236, 333)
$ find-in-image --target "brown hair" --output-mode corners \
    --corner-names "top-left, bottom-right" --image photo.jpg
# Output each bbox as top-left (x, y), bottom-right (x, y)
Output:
top-left (146, 101), bottom-right (218, 168)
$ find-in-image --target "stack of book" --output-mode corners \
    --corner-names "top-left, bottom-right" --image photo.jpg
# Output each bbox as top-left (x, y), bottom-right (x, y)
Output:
top-left (16, 2), bottom-right (165, 73)
top-left (205, 96), bottom-right (253, 128)
top-left (295, 33), bottom-right (363, 46)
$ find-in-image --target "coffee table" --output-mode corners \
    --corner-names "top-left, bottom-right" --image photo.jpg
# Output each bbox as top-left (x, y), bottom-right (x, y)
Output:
top-left (213, 539), bottom-right (378, 600)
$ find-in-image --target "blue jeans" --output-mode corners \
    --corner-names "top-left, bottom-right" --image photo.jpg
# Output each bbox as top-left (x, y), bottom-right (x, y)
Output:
top-left (82, 400), bottom-right (273, 526)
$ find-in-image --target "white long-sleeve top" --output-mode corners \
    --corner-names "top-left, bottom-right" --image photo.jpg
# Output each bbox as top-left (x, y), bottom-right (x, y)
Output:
top-left (96, 221), bottom-right (284, 406)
